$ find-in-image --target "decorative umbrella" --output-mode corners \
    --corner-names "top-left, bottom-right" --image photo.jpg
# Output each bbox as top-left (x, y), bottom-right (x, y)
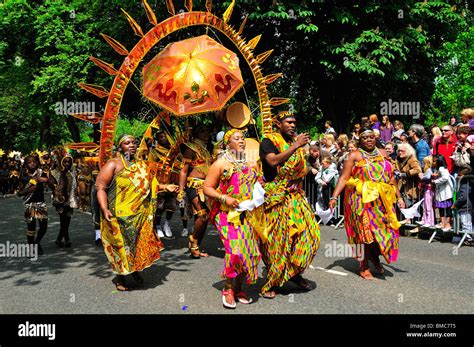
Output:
top-left (65, 142), bottom-right (100, 153)
top-left (142, 35), bottom-right (243, 116)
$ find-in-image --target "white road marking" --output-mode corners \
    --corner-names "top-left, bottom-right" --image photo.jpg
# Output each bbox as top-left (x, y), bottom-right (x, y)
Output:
top-left (310, 265), bottom-right (348, 276)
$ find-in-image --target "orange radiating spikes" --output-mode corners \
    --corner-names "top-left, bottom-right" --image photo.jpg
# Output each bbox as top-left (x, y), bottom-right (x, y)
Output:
top-left (184, 0), bottom-right (192, 12)
top-left (121, 8), bottom-right (144, 37)
top-left (205, 0), bottom-right (212, 12)
top-left (100, 33), bottom-right (129, 56)
top-left (69, 112), bottom-right (103, 124)
top-left (89, 56), bottom-right (117, 76)
top-left (256, 49), bottom-right (273, 64)
top-left (166, 0), bottom-right (176, 16)
top-left (78, 83), bottom-right (110, 98)
top-left (247, 34), bottom-right (261, 50)
top-left (222, 0), bottom-right (235, 24)
top-left (269, 97), bottom-right (291, 107)
top-left (264, 73), bottom-right (283, 85)
top-left (143, 0), bottom-right (158, 26)
top-left (237, 14), bottom-right (248, 36)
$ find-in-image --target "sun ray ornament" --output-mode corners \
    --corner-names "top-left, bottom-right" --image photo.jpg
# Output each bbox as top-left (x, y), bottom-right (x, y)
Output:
top-left (80, 0), bottom-right (288, 167)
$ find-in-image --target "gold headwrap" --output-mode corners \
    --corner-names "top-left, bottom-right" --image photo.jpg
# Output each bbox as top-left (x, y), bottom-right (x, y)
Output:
top-left (117, 135), bottom-right (136, 147)
top-left (274, 110), bottom-right (295, 123)
top-left (223, 128), bottom-right (244, 145)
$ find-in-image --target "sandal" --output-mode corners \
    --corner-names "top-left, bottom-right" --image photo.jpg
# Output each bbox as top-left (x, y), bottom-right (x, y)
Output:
top-left (261, 290), bottom-right (277, 299)
top-left (222, 289), bottom-right (236, 309)
top-left (112, 275), bottom-right (129, 291)
top-left (289, 274), bottom-right (313, 291)
top-left (235, 291), bottom-right (253, 304)
top-left (374, 262), bottom-right (385, 274)
top-left (188, 236), bottom-right (209, 258)
top-left (360, 269), bottom-right (375, 280)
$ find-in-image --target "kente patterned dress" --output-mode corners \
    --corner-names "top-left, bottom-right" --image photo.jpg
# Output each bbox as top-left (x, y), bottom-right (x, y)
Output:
top-left (261, 133), bottom-right (321, 293)
top-left (209, 164), bottom-right (262, 284)
top-left (101, 160), bottom-right (163, 275)
top-left (344, 150), bottom-right (400, 263)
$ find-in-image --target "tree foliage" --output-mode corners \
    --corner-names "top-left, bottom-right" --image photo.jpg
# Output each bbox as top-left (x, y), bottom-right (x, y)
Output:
top-left (0, 0), bottom-right (472, 152)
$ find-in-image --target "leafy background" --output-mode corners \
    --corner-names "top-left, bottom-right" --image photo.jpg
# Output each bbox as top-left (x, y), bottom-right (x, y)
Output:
top-left (0, 0), bottom-right (472, 152)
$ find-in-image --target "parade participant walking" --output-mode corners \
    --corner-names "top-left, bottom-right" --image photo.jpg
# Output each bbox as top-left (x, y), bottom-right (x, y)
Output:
top-left (259, 111), bottom-right (320, 298)
top-left (204, 129), bottom-right (262, 309)
top-left (17, 155), bottom-right (55, 255)
top-left (330, 128), bottom-right (405, 280)
top-left (178, 125), bottom-right (213, 259)
top-left (51, 155), bottom-right (79, 248)
top-left (96, 134), bottom-right (178, 291)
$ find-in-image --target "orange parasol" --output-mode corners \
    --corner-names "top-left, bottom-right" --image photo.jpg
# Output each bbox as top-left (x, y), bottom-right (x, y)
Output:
top-left (65, 142), bottom-right (100, 153)
top-left (142, 35), bottom-right (243, 116)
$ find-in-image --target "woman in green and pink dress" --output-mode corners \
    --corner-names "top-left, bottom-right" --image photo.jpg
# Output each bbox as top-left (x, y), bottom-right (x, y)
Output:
top-left (330, 128), bottom-right (405, 280)
top-left (204, 129), bottom-right (262, 309)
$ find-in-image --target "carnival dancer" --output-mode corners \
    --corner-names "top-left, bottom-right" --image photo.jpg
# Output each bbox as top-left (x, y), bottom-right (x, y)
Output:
top-left (204, 129), bottom-right (262, 309)
top-left (96, 134), bottom-right (178, 291)
top-left (178, 125), bottom-right (213, 259)
top-left (51, 155), bottom-right (79, 248)
top-left (329, 128), bottom-right (405, 280)
top-left (17, 155), bottom-right (55, 255)
top-left (259, 111), bottom-right (321, 299)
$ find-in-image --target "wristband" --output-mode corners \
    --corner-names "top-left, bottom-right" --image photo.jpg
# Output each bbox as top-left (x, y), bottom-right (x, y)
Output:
top-left (329, 197), bottom-right (337, 201)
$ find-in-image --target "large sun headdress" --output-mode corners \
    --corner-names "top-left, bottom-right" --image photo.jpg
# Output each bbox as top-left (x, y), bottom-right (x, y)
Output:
top-left (78, 0), bottom-right (289, 167)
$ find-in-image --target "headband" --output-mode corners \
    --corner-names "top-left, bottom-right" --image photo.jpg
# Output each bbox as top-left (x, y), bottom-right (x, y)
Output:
top-left (118, 135), bottom-right (135, 147)
top-left (60, 155), bottom-right (73, 171)
top-left (360, 129), bottom-right (374, 136)
top-left (223, 128), bottom-right (244, 145)
top-left (275, 110), bottom-right (296, 122)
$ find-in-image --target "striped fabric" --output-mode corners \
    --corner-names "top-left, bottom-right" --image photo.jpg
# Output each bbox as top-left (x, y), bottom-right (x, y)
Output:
top-left (344, 155), bottom-right (399, 263)
top-left (101, 161), bottom-right (162, 275)
top-left (260, 133), bottom-right (320, 293)
top-left (210, 166), bottom-right (261, 284)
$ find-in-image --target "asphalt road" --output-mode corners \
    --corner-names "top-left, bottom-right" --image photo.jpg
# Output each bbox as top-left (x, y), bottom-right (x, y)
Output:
top-left (0, 194), bottom-right (473, 315)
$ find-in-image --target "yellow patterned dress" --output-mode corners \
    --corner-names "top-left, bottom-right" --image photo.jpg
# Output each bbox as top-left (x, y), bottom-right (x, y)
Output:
top-left (101, 160), bottom-right (162, 275)
top-left (260, 133), bottom-right (321, 293)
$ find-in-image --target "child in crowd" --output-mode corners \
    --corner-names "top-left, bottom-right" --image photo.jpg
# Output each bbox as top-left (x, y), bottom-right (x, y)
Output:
top-left (417, 156), bottom-right (435, 227)
top-left (453, 168), bottom-right (473, 244)
top-left (315, 157), bottom-right (338, 211)
top-left (431, 155), bottom-right (455, 232)
top-left (304, 144), bottom-right (322, 209)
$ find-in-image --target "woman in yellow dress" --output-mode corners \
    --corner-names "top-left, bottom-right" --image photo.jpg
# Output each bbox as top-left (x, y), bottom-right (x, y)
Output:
top-left (96, 135), bottom-right (178, 291)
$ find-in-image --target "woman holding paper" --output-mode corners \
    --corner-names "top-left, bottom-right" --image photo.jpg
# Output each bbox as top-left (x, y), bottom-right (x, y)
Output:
top-left (329, 128), bottom-right (405, 280)
top-left (204, 129), bottom-right (262, 309)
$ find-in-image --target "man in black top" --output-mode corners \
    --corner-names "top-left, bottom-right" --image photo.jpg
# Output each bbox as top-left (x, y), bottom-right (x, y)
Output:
top-left (258, 111), bottom-right (320, 298)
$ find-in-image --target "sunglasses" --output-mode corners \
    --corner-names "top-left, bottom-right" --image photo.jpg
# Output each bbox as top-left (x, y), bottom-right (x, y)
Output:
top-left (441, 129), bottom-right (451, 132)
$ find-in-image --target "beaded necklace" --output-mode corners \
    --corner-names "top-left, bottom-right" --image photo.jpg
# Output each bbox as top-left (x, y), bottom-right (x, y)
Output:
top-left (120, 153), bottom-right (138, 172)
top-left (223, 150), bottom-right (247, 172)
top-left (359, 147), bottom-right (386, 182)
